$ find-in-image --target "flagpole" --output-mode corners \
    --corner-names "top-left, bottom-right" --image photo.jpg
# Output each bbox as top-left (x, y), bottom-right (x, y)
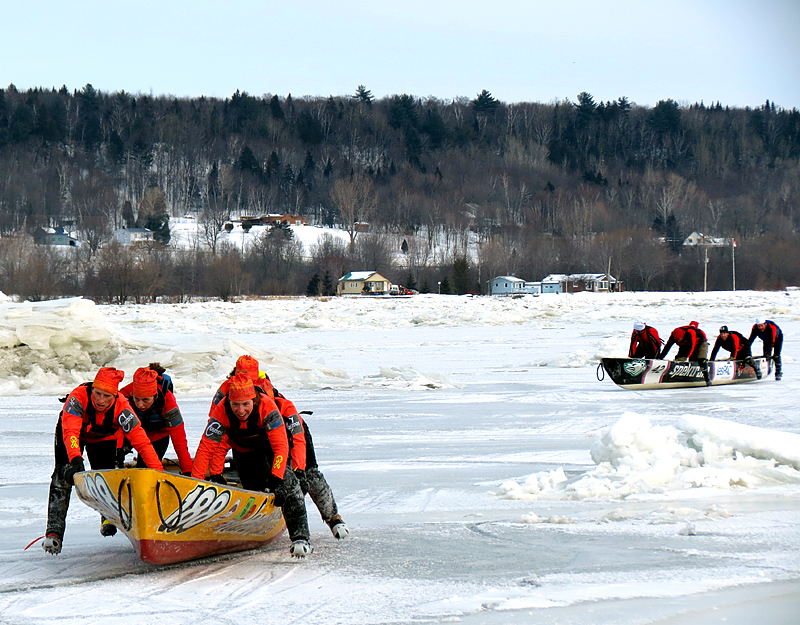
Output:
top-left (731, 238), bottom-right (736, 292)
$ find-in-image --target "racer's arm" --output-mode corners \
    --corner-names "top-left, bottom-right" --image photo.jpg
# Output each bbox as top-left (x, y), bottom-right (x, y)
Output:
top-left (208, 435), bottom-right (231, 476)
top-left (659, 336), bottom-right (676, 360)
top-left (161, 392), bottom-right (193, 473)
top-left (278, 398), bottom-right (307, 471)
top-left (191, 417), bottom-right (226, 479)
top-left (60, 391), bottom-right (87, 463)
top-left (261, 397), bottom-right (289, 479)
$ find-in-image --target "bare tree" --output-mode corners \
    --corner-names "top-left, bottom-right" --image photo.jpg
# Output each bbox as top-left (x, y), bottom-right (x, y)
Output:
top-left (201, 163), bottom-right (235, 255)
top-left (330, 172), bottom-right (377, 251)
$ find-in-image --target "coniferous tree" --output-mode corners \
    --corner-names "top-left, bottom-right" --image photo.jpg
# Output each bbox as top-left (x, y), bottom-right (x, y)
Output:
top-left (269, 95), bottom-right (284, 119)
top-left (306, 273), bottom-right (321, 296)
top-left (471, 89), bottom-right (499, 114)
top-left (322, 270), bottom-right (334, 296)
top-left (453, 257), bottom-right (470, 294)
top-left (353, 85), bottom-right (374, 104)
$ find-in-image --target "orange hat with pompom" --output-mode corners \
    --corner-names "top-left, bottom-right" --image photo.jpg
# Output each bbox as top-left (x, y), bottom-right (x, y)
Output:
top-left (228, 372), bottom-right (256, 402)
top-left (93, 367), bottom-right (124, 395)
top-left (133, 367), bottom-right (159, 397)
top-left (235, 355), bottom-right (260, 382)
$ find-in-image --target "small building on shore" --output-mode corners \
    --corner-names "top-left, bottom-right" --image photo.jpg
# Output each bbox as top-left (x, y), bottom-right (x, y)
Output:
top-left (487, 276), bottom-right (541, 295)
top-left (337, 271), bottom-right (391, 295)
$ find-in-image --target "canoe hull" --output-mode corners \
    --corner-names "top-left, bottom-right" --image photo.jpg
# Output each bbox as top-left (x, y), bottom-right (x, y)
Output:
top-left (74, 468), bottom-right (285, 564)
top-left (600, 357), bottom-right (771, 390)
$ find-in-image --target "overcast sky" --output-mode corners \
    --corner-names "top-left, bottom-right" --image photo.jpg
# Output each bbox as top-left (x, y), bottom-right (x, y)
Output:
top-left (3, 0), bottom-right (799, 108)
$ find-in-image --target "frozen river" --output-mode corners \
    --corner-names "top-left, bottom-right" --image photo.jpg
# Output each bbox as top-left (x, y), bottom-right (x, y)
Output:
top-left (1, 291), bottom-right (799, 624)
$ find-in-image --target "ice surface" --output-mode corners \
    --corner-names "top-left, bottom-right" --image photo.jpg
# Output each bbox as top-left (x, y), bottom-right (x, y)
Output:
top-left (0, 290), bottom-right (798, 624)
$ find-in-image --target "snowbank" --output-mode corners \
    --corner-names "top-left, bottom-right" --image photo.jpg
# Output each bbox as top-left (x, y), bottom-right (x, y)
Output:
top-left (0, 297), bottom-right (456, 395)
top-left (498, 413), bottom-right (800, 501)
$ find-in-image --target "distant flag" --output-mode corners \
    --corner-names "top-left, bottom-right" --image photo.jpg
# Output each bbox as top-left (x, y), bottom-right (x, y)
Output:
top-left (733, 239), bottom-right (737, 248)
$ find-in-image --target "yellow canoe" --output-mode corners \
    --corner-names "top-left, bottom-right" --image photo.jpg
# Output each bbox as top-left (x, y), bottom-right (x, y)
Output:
top-left (73, 468), bottom-right (286, 565)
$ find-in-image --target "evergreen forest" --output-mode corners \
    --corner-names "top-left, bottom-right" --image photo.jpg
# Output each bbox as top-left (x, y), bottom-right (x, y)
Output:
top-left (1, 83), bottom-right (799, 302)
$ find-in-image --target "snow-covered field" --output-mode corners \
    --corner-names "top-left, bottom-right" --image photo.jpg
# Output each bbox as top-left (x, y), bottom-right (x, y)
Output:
top-left (1, 290), bottom-right (799, 624)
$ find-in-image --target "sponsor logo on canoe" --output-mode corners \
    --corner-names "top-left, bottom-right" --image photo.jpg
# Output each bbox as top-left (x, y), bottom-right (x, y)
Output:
top-left (668, 363), bottom-right (703, 378)
top-left (716, 363), bottom-right (732, 377)
top-left (159, 484), bottom-right (231, 534)
top-left (623, 360), bottom-right (648, 376)
top-left (76, 473), bottom-right (130, 528)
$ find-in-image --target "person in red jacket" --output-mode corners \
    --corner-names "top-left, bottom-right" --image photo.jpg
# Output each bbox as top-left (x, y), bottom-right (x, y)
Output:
top-left (629, 320), bottom-right (661, 359)
top-left (659, 321), bottom-right (708, 362)
top-left (748, 317), bottom-right (783, 381)
top-left (118, 364), bottom-right (193, 474)
top-left (212, 355), bottom-right (349, 540)
top-left (209, 355), bottom-right (349, 541)
top-left (192, 372), bottom-right (312, 557)
top-left (43, 367), bottom-right (163, 555)
top-left (659, 321), bottom-right (710, 385)
top-left (711, 326), bottom-right (762, 379)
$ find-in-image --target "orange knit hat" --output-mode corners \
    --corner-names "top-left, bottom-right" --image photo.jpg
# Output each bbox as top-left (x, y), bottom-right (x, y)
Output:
top-left (228, 372), bottom-right (256, 402)
top-left (93, 367), bottom-right (124, 395)
top-left (235, 355), bottom-right (260, 381)
top-left (133, 367), bottom-right (159, 397)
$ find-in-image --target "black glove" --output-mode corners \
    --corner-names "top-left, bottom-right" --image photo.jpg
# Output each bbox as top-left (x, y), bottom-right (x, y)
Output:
top-left (208, 473), bottom-right (227, 485)
top-left (64, 456), bottom-right (85, 486)
top-left (181, 471), bottom-right (192, 477)
top-left (267, 474), bottom-right (285, 507)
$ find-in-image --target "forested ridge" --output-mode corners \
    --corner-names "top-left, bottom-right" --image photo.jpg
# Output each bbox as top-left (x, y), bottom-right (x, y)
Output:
top-left (1, 83), bottom-right (799, 302)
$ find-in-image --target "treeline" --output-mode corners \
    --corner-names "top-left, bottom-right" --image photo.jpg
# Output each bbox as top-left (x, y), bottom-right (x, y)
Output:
top-left (1, 83), bottom-right (799, 300)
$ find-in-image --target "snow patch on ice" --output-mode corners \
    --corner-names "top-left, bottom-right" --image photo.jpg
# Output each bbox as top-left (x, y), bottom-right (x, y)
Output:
top-left (498, 413), bottom-right (800, 501)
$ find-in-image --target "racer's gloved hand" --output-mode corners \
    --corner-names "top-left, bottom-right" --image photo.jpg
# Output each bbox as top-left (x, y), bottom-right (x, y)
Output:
top-left (267, 474), bottom-right (285, 507)
top-left (208, 474), bottom-right (227, 485)
top-left (64, 456), bottom-right (85, 486)
top-left (181, 471), bottom-right (192, 477)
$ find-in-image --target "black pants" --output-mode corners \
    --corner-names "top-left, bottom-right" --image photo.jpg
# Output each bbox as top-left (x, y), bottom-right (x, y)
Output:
top-left (296, 423), bottom-right (340, 524)
top-left (46, 421), bottom-right (116, 540)
top-left (763, 335), bottom-right (783, 377)
top-left (232, 447), bottom-right (309, 543)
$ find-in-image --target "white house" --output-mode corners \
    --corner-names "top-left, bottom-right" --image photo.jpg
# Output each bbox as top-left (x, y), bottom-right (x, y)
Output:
top-left (488, 276), bottom-right (541, 295)
top-left (541, 274), bottom-right (567, 293)
top-left (541, 273), bottom-right (623, 293)
top-left (113, 227), bottom-right (155, 245)
top-left (683, 232), bottom-right (730, 247)
top-left (34, 227), bottom-right (78, 247)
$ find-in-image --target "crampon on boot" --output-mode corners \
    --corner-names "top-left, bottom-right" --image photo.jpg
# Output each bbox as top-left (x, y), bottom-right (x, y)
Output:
top-left (101, 517), bottom-right (117, 537)
top-left (290, 539), bottom-right (313, 558)
top-left (327, 515), bottom-right (349, 540)
top-left (42, 534), bottom-right (62, 555)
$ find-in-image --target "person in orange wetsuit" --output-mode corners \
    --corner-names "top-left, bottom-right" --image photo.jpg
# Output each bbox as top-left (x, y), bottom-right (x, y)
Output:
top-left (209, 356), bottom-right (348, 540)
top-left (628, 320), bottom-right (661, 359)
top-left (192, 372), bottom-right (312, 557)
top-left (43, 367), bottom-right (163, 555)
top-left (659, 321), bottom-right (711, 385)
top-left (118, 364), bottom-right (193, 474)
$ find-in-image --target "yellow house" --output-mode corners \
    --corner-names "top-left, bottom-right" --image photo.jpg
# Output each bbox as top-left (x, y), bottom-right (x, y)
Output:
top-left (337, 271), bottom-right (391, 295)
